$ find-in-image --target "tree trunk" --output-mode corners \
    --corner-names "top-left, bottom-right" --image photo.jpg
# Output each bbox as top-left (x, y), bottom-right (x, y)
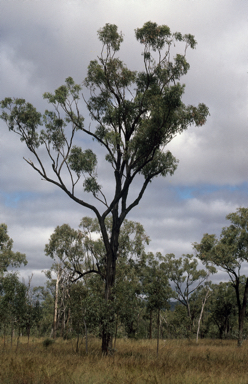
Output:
top-left (101, 254), bottom-right (115, 354)
top-left (84, 318), bottom-right (88, 354)
top-left (27, 324), bottom-right (30, 344)
top-left (98, 211), bottom-right (120, 355)
top-left (157, 309), bottom-right (160, 357)
top-left (196, 289), bottom-right (210, 343)
top-left (16, 327), bottom-right (20, 352)
top-left (235, 278), bottom-right (248, 347)
top-left (102, 326), bottom-right (112, 354)
top-left (219, 325), bottom-right (224, 340)
top-left (3, 324), bottom-right (6, 348)
top-left (65, 307), bottom-right (71, 338)
top-left (127, 321), bottom-right (136, 339)
top-left (114, 314), bottom-right (118, 349)
top-left (186, 296), bottom-right (192, 332)
top-left (53, 269), bottom-right (61, 340)
top-left (149, 310), bottom-right (153, 339)
top-left (76, 332), bottom-right (80, 353)
top-left (11, 322), bottom-right (14, 348)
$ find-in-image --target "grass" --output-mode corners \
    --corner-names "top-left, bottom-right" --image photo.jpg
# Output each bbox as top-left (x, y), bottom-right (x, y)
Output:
top-left (0, 337), bottom-right (248, 383)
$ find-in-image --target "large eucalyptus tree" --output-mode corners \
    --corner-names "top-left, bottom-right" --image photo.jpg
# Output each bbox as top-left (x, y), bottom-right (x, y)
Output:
top-left (1, 22), bottom-right (208, 353)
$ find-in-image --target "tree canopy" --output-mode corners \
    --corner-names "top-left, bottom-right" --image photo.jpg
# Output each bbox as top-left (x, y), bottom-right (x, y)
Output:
top-left (0, 224), bottom-right (27, 275)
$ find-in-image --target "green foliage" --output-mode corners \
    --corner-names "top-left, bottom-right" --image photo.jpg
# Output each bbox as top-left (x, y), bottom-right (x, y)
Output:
top-left (0, 98), bottom-right (41, 148)
top-left (194, 207), bottom-right (248, 279)
top-left (135, 21), bottom-right (171, 51)
top-left (44, 224), bottom-right (84, 268)
top-left (163, 253), bottom-right (215, 304)
top-left (68, 147), bottom-right (97, 176)
top-left (33, 285), bottom-right (54, 336)
top-left (97, 23), bottom-right (123, 52)
top-left (194, 207), bottom-right (248, 346)
top-left (0, 22), bottom-right (208, 203)
top-left (142, 253), bottom-right (173, 312)
top-left (164, 304), bottom-right (192, 338)
top-left (207, 282), bottom-right (237, 339)
top-left (42, 338), bottom-right (55, 348)
top-left (0, 224), bottom-right (27, 274)
top-left (0, 273), bottom-right (27, 331)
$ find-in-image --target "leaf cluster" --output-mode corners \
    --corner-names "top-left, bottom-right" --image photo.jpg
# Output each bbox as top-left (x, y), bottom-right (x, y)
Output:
top-left (0, 224), bottom-right (27, 274)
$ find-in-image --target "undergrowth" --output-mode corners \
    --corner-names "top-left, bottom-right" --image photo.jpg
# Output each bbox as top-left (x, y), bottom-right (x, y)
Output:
top-left (0, 337), bottom-right (247, 383)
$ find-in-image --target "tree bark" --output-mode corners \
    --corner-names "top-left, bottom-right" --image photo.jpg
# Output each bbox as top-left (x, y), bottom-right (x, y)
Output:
top-left (84, 318), bottom-right (88, 354)
top-left (53, 268), bottom-right (61, 340)
top-left (157, 309), bottom-right (160, 357)
top-left (149, 310), bottom-right (153, 339)
top-left (196, 288), bottom-right (210, 343)
top-left (237, 277), bottom-right (248, 347)
top-left (114, 314), bottom-right (118, 348)
top-left (101, 250), bottom-right (116, 354)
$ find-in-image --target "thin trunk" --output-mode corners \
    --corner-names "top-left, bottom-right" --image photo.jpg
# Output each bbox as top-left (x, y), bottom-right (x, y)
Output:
top-left (196, 289), bottom-right (210, 343)
top-left (27, 325), bottom-right (30, 345)
top-left (3, 324), bottom-right (6, 348)
top-left (53, 269), bottom-right (61, 340)
top-left (114, 314), bottom-right (118, 349)
top-left (16, 327), bottom-right (20, 352)
top-left (157, 309), bottom-right (160, 358)
top-left (11, 322), bottom-right (14, 348)
top-left (76, 332), bottom-right (80, 353)
top-left (63, 308), bottom-right (66, 337)
top-left (186, 298), bottom-right (192, 332)
top-left (84, 319), bottom-right (88, 354)
top-left (149, 310), bottom-right (153, 339)
top-left (65, 307), bottom-right (71, 338)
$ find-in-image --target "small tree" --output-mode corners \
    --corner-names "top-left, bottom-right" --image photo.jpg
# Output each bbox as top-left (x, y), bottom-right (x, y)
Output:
top-left (45, 218), bottom-right (150, 345)
top-left (194, 207), bottom-right (248, 346)
top-left (208, 282), bottom-right (237, 339)
top-left (0, 224), bottom-right (27, 344)
top-left (163, 253), bottom-right (215, 332)
top-left (0, 273), bottom-right (27, 346)
top-left (1, 22), bottom-right (208, 353)
top-left (142, 253), bottom-right (173, 355)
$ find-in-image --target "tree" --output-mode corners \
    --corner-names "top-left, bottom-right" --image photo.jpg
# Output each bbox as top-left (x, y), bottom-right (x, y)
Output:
top-left (1, 22), bottom-right (209, 353)
top-left (45, 218), bottom-right (150, 344)
top-left (0, 273), bottom-right (27, 346)
top-left (142, 252), bottom-right (173, 356)
top-left (194, 207), bottom-right (248, 346)
top-left (163, 253), bottom-right (215, 331)
top-left (195, 283), bottom-right (212, 343)
top-left (0, 224), bottom-right (27, 275)
top-left (208, 282), bottom-right (237, 339)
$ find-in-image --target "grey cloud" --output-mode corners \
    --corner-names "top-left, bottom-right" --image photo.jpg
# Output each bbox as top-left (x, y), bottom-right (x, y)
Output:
top-left (1, 0), bottom-right (248, 286)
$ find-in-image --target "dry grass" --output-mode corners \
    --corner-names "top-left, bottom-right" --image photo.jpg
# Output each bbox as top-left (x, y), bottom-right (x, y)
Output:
top-left (0, 337), bottom-right (248, 383)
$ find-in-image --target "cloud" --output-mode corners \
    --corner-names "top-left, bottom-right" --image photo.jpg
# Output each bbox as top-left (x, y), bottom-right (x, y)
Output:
top-left (1, 0), bottom-right (248, 286)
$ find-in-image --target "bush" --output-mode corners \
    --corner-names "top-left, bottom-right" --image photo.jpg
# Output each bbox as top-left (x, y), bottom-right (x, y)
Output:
top-left (42, 338), bottom-right (55, 348)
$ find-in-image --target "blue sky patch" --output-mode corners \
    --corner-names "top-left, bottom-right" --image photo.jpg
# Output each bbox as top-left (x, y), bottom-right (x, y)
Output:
top-left (2, 191), bottom-right (37, 208)
top-left (172, 183), bottom-right (247, 201)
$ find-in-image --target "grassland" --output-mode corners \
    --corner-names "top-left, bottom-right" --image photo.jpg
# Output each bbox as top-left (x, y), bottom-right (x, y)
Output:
top-left (0, 337), bottom-right (248, 383)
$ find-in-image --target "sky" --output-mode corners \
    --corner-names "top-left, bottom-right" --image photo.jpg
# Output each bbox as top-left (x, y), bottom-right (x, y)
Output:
top-left (0, 0), bottom-right (248, 286)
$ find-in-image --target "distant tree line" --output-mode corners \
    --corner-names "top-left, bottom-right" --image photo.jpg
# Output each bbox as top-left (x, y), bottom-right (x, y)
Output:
top-left (0, 208), bottom-right (248, 351)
